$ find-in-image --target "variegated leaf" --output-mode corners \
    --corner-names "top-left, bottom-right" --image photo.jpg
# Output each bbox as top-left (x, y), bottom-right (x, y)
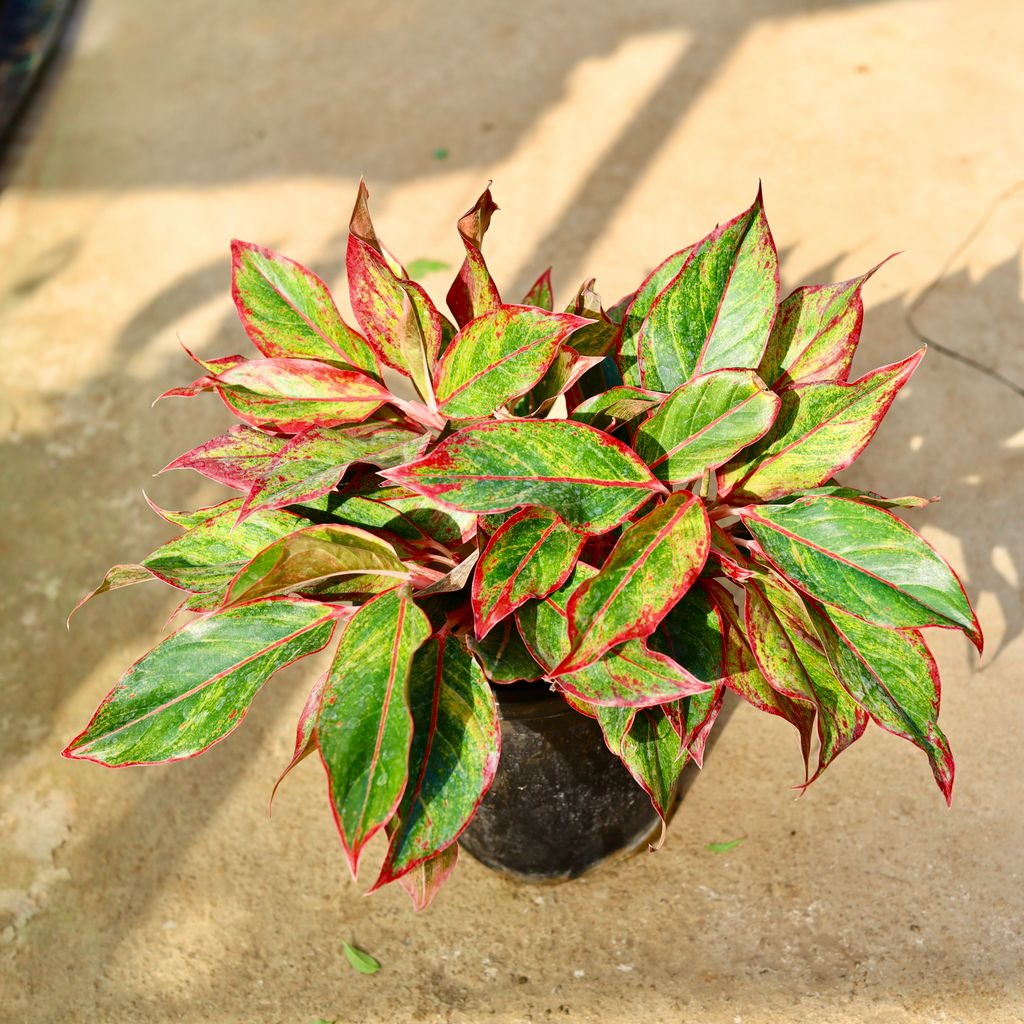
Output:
top-left (633, 368), bottom-right (780, 484)
top-left (617, 706), bottom-right (687, 828)
top-left (703, 579), bottom-right (816, 772)
top-left (237, 422), bottom-right (430, 519)
top-left (558, 492), bottom-right (710, 673)
top-left (717, 350), bottom-right (924, 501)
top-left (221, 523), bottom-right (408, 606)
top-left (346, 182), bottom-right (447, 404)
top-left (211, 357), bottom-right (392, 433)
top-left (434, 305), bottom-right (588, 419)
top-left (759, 258), bottom-right (892, 387)
top-left (517, 565), bottom-right (708, 707)
top-left (465, 618), bottom-right (545, 683)
top-left (636, 189), bottom-right (778, 391)
top-left (63, 598), bottom-right (340, 766)
top-left (162, 425), bottom-right (287, 490)
top-left (570, 386), bottom-right (663, 433)
top-left (521, 267), bottom-right (554, 310)
top-left (814, 604), bottom-right (954, 802)
top-left (395, 843), bottom-right (459, 911)
top-left (446, 186), bottom-right (501, 326)
top-left (373, 633), bottom-right (500, 886)
top-left (739, 496), bottom-right (982, 651)
top-left (615, 245), bottom-right (695, 386)
top-left (472, 508), bottom-right (584, 637)
top-left (316, 587), bottom-right (431, 875)
top-left (382, 419), bottom-right (665, 534)
top-left (231, 239), bottom-right (378, 373)
top-left (744, 574), bottom-right (867, 785)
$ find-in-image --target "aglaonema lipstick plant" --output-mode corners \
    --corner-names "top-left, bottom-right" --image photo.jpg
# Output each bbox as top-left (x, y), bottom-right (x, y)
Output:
top-left (65, 182), bottom-right (982, 909)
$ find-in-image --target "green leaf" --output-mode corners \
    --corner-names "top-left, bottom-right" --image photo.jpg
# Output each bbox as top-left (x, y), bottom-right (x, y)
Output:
top-left (706, 836), bottom-right (745, 853)
top-left (446, 187), bottom-right (501, 327)
top-left (341, 941), bottom-right (381, 974)
top-left (814, 604), bottom-right (954, 803)
top-left (615, 246), bottom-right (694, 386)
top-left (63, 599), bottom-right (339, 766)
top-left (472, 508), bottom-right (584, 637)
top-left (317, 587), bottom-right (431, 875)
top-left (434, 305), bottom-right (587, 419)
top-left (406, 258), bottom-right (452, 279)
top-left (510, 346), bottom-right (603, 418)
top-left (744, 574), bottom-right (867, 785)
top-left (382, 419), bottom-right (665, 534)
top-left (373, 633), bottom-right (500, 887)
top-left (570, 386), bottom-right (663, 433)
top-left (759, 260), bottom-right (891, 387)
top-left (221, 524), bottom-right (409, 606)
top-left (633, 368), bottom-right (780, 483)
top-left (211, 358), bottom-right (392, 433)
top-left (717, 350), bottom-right (923, 501)
top-left (465, 619), bottom-right (545, 683)
top-left (558, 492), bottom-right (710, 673)
top-left (635, 190), bottom-right (778, 391)
top-left (769, 482), bottom-right (936, 511)
top-left (237, 423), bottom-right (431, 519)
top-left (739, 496), bottom-right (982, 651)
top-left (346, 182), bottom-right (447, 404)
top-left (231, 239), bottom-right (378, 374)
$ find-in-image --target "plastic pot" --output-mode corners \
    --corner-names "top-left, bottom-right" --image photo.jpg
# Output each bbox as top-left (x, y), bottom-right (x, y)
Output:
top-left (459, 682), bottom-right (682, 882)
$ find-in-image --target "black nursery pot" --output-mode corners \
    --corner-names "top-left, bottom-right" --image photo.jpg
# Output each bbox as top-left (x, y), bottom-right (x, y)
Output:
top-left (459, 682), bottom-right (679, 882)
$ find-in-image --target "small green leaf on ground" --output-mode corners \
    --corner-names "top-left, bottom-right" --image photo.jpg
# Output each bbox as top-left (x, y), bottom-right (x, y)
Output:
top-left (433, 147), bottom-right (449, 160)
top-left (406, 258), bottom-right (452, 279)
top-left (308, 1019), bottom-right (335, 1023)
top-left (706, 836), bottom-right (745, 853)
top-left (342, 940), bottom-right (381, 974)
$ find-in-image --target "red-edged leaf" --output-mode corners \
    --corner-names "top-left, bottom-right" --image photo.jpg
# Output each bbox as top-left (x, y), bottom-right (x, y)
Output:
top-left (562, 278), bottom-right (618, 357)
top-left (743, 574), bottom-right (866, 785)
top-left (231, 239), bottom-right (378, 373)
top-left (446, 186), bottom-right (502, 327)
top-left (346, 181), bottom-right (448, 404)
top-left (510, 346), bottom-right (604, 418)
top-left (703, 521), bottom-right (752, 583)
top-left (813, 604), bottom-right (954, 803)
top-left (570, 386), bottom-right (663, 433)
top-left (738, 496), bottom-right (983, 651)
top-left (759, 257), bottom-right (894, 387)
top-left (434, 305), bottom-right (588, 419)
top-left (316, 587), bottom-right (431, 876)
top-left (63, 598), bottom-right (340, 766)
top-left (210, 357), bottom-right (391, 433)
top-left (522, 267), bottom-right (554, 310)
top-left (395, 843), bottom-right (459, 911)
top-left (372, 633), bottom-right (500, 887)
top-left (718, 350), bottom-right (924, 501)
top-left (465, 618), bottom-right (545, 683)
top-left (617, 706), bottom-right (687, 834)
top-left (634, 368), bottom-right (780, 484)
top-left (237, 422), bottom-right (431, 520)
top-left (69, 564), bottom-right (157, 622)
top-left (636, 188), bottom-right (779, 391)
top-left (615, 246), bottom-right (695, 386)
top-left (381, 419), bottom-right (665, 534)
top-left (162, 425), bottom-right (288, 490)
top-left (471, 508), bottom-right (584, 638)
top-left (703, 579), bottom-right (816, 774)
top-left (516, 564), bottom-right (708, 707)
top-left (270, 667), bottom-right (332, 811)
top-left (221, 524), bottom-right (408, 607)
top-left (557, 492), bottom-right (710, 673)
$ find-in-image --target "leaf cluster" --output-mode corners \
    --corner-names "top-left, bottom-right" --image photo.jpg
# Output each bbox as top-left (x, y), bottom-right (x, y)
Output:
top-left (65, 183), bottom-right (982, 908)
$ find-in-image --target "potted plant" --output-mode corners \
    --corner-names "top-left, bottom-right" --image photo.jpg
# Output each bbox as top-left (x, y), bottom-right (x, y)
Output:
top-left (64, 183), bottom-right (982, 909)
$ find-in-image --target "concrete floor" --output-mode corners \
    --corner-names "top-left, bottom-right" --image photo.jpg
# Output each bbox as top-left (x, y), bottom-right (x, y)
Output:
top-left (2, 1), bottom-right (1023, 1021)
